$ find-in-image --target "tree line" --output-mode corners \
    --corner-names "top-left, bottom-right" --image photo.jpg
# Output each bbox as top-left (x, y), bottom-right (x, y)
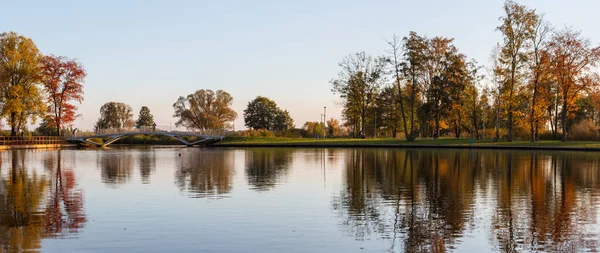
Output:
top-left (331, 0), bottom-right (600, 142)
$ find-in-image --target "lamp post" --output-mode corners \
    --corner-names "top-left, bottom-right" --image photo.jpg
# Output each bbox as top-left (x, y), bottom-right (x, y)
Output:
top-left (323, 106), bottom-right (326, 138)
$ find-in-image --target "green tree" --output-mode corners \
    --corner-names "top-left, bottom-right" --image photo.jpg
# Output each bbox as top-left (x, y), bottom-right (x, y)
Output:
top-left (273, 109), bottom-right (295, 131)
top-left (244, 96), bottom-right (294, 131)
top-left (374, 86), bottom-right (402, 137)
top-left (401, 31), bottom-right (429, 140)
top-left (386, 35), bottom-right (410, 139)
top-left (0, 32), bottom-right (45, 136)
top-left (173, 89), bottom-right (237, 130)
top-left (495, 0), bottom-right (537, 141)
top-left (331, 52), bottom-right (386, 138)
top-left (95, 102), bottom-right (134, 129)
top-left (36, 116), bottom-right (58, 136)
top-left (136, 106), bottom-right (155, 126)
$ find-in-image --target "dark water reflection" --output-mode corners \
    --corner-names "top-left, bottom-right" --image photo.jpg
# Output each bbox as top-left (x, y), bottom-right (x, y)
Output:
top-left (175, 149), bottom-right (234, 198)
top-left (0, 148), bottom-right (599, 252)
top-left (332, 149), bottom-right (600, 252)
top-left (245, 148), bottom-right (293, 191)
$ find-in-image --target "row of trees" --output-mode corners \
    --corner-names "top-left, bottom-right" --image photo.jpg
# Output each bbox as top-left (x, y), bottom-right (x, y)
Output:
top-left (92, 90), bottom-right (350, 138)
top-left (0, 32), bottom-right (86, 136)
top-left (94, 103), bottom-right (155, 130)
top-left (331, 0), bottom-right (600, 141)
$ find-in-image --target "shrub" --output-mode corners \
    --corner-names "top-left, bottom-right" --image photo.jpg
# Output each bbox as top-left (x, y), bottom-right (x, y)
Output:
top-left (231, 129), bottom-right (276, 138)
top-left (568, 120), bottom-right (599, 141)
top-left (537, 130), bottom-right (558, 141)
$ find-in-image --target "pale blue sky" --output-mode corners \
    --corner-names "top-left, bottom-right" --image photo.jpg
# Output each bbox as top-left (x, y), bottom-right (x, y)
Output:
top-left (2, 0), bottom-right (599, 131)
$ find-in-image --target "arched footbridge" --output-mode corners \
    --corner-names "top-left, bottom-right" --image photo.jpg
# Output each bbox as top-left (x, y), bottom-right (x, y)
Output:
top-left (66, 128), bottom-right (226, 147)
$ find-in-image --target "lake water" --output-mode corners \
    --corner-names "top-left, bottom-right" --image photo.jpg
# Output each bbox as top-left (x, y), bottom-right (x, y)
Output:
top-left (1, 147), bottom-right (600, 252)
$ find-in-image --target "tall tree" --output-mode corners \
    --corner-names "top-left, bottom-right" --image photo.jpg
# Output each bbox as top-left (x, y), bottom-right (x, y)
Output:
top-left (136, 106), bottom-right (155, 126)
top-left (423, 36), bottom-right (469, 138)
top-left (527, 15), bottom-right (552, 142)
top-left (386, 35), bottom-right (409, 139)
top-left (243, 96), bottom-right (293, 131)
top-left (331, 52), bottom-right (386, 138)
top-left (40, 55), bottom-right (86, 136)
top-left (0, 32), bottom-right (45, 136)
top-left (173, 89), bottom-right (237, 130)
top-left (496, 0), bottom-right (537, 141)
top-left (548, 28), bottom-right (600, 141)
top-left (95, 102), bottom-right (134, 129)
top-left (401, 32), bottom-right (428, 140)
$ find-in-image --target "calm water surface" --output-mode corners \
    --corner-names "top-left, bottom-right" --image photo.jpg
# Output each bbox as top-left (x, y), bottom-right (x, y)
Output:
top-left (1, 147), bottom-right (600, 252)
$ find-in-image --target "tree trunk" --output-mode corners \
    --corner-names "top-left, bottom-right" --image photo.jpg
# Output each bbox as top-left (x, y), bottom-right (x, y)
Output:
top-left (553, 89), bottom-right (560, 139)
top-left (561, 100), bottom-right (568, 142)
top-left (409, 69), bottom-right (416, 140)
top-left (10, 112), bottom-right (17, 136)
top-left (435, 100), bottom-right (440, 140)
top-left (495, 105), bottom-right (500, 142)
top-left (395, 78), bottom-right (409, 140)
top-left (530, 79), bottom-right (539, 142)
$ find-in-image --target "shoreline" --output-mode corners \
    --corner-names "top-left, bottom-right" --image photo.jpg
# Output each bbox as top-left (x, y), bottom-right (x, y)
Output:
top-left (213, 143), bottom-right (600, 151)
top-left (2, 141), bottom-right (600, 152)
top-left (0, 144), bottom-right (79, 150)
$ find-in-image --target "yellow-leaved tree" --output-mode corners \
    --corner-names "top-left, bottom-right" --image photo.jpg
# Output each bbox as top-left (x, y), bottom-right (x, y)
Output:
top-left (0, 32), bottom-right (46, 136)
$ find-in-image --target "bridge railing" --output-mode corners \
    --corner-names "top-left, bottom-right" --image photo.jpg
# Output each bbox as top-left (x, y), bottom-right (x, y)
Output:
top-left (0, 136), bottom-right (66, 145)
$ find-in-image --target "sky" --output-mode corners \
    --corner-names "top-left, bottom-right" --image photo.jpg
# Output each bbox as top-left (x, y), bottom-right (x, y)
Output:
top-left (2, 0), bottom-right (600, 131)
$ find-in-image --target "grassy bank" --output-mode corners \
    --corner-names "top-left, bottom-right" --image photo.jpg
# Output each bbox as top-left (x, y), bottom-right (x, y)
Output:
top-left (214, 136), bottom-right (600, 150)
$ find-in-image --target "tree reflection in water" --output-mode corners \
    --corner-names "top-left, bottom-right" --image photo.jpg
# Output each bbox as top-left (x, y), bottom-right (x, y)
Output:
top-left (138, 149), bottom-right (156, 184)
top-left (175, 149), bottom-right (234, 198)
top-left (244, 148), bottom-right (293, 191)
top-left (0, 150), bottom-right (87, 252)
top-left (99, 150), bottom-right (134, 186)
top-left (43, 151), bottom-right (87, 238)
top-left (333, 149), bottom-right (600, 252)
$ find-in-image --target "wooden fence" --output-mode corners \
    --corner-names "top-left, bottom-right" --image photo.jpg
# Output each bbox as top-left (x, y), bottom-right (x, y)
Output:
top-left (0, 136), bottom-right (67, 146)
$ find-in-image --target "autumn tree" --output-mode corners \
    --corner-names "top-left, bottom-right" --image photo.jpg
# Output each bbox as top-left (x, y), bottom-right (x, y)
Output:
top-left (173, 89), bottom-right (237, 130)
top-left (527, 15), bottom-right (552, 142)
top-left (40, 55), bottom-right (86, 136)
top-left (302, 121), bottom-right (325, 138)
top-left (326, 118), bottom-right (346, 137)
top-left (243, 96), bottom-right (294, 131)
top-left (136, 106), bottom-right (155, 126)
top-left (422, 36), bottom-right (469, 138)
top-left (95, 102), bottom-right (134, 129)
top-left (548, 28), bottom-right (600, 141)
top-left (0, 32), bottom-right (45, 136)
top-left (496, 0), bottom-right (537, 141)
top-left (331, 52), bottom-right (386, 138)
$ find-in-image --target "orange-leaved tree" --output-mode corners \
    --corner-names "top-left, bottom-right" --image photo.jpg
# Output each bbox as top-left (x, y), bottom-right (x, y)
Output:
top-left (40, 55), bottom-right (86, 136)
top-left (548, 28), bottom-right (600, 141)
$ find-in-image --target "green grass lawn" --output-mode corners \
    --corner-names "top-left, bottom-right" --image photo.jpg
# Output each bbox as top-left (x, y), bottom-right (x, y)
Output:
top-left (215, 136), bottom-right (600, 148)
